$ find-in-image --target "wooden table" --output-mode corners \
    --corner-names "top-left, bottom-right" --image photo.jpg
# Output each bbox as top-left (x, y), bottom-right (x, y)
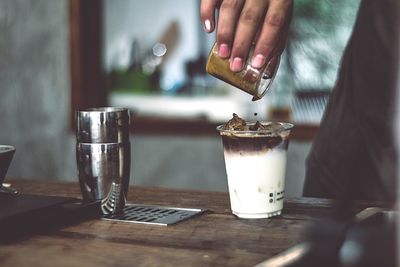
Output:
top-left (0, 180), bottom-right (391, 267)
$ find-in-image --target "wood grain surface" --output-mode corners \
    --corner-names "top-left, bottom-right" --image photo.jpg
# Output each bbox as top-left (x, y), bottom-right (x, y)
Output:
top-left (0, 180), bottom-right (392, 267)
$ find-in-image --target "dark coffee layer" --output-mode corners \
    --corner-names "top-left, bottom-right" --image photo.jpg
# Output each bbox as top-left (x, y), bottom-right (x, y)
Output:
top-left (222, 135), bottom-right (288, 153)
top-left (222, 113), bottom-right (289, 133)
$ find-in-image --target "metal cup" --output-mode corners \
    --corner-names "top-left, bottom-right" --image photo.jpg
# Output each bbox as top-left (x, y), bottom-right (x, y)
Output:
top-left (0, 145), bottom-right (18, 194)
top-left (0, 145), bottom-right (15, 184)
top-left (76, 107), bottom-right (130, 143)
top-left (76, 142), bottom-right (130, 215)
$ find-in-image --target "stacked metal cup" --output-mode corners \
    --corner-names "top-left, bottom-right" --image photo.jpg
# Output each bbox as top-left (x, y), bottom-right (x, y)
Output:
top-left (76, 107), bottom-right (131, 215)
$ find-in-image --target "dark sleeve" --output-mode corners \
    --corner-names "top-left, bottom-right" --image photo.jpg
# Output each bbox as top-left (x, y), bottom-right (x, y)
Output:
top-left (303, 0), bottom-right (399, 201)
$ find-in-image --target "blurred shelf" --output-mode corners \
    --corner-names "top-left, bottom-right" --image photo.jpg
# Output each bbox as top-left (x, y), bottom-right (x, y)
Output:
top-left (109, 92), bottom-right (245, 123)
top-left (130, 115), bottom-right (319, 141)
top-left (110, 92), bottom-right (322, 141)
top-left (292, 90), bottom-right (330, 124)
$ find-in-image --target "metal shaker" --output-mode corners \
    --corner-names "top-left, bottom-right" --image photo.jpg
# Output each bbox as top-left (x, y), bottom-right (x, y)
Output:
top-left (76, 107), bottom-right (131, 215)
top-left (76, 107), bottom-right (130, 143)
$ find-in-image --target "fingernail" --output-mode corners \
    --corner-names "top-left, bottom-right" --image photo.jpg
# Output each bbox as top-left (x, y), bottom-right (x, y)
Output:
top-left (252, 54), bottom-right (266, 68)
top-left (204, 19), bottom-right (211, 32)
top-left (230, 57), bottom-right (244, 72)
top-left (218, 43), bottom-right (230, 58)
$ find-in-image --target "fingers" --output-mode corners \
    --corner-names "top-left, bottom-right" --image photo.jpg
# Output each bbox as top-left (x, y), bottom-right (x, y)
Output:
top-left (229, 0), bottom-right (268, 71)
top-left (200, 0), bottom-right (221, 33)
top-left (216, 0), bottom-right (245, 58)
top-left (259, 21), bottom-right (289, 77)
top-left (203, 0), bottom-right (293, 73)
top-left (251, 0), bottom-right (293, 68)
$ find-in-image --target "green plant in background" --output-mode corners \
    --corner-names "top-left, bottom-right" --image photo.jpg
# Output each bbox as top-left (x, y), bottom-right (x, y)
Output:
top-left (279, 0), bottom-right (361, 91)
top-left (109, 69), bottom-right (151, 94)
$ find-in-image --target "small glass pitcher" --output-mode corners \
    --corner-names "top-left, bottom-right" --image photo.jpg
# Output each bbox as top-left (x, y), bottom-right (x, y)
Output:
top-left (206, 43), bottom-right (280, 101)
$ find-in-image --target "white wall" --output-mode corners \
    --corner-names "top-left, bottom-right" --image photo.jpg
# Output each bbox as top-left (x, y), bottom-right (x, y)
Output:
top-left (0, 0), bottom-right (72, 180)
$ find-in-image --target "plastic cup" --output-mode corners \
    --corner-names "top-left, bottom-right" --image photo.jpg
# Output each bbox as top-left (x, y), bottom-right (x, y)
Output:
top-left (217, 122), bottom-right (293, 219)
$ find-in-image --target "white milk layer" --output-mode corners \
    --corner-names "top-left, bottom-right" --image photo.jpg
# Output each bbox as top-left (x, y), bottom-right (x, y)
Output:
top-left (224, 149), bottom-right (287, 218)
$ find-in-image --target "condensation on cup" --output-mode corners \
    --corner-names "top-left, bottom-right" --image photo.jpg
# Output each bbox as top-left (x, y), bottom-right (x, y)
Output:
top-left (206, 42), bottom-right (280, 101)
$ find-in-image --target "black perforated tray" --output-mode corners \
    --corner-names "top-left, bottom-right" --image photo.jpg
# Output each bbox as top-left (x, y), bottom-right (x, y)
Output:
top-left (103, 204), bottom-right (205, 226)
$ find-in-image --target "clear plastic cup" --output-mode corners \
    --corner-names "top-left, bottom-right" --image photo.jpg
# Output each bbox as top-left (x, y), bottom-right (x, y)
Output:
top-left (217, 122), bottom-right (293, 219)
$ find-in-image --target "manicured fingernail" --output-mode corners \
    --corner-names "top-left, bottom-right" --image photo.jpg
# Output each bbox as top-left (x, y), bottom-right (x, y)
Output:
top-left (204, 19), bottom-right (211, 32)
top-left (230, 57), bottom-right (244, 72)
top-left (218, 43), bottom-right (230, 58)
top-left (252, 54), bottom-right (266, 68)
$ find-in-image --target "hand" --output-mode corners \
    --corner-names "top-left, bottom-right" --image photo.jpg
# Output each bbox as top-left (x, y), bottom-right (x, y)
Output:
top-left (200, 0), bottom-right (293, 72)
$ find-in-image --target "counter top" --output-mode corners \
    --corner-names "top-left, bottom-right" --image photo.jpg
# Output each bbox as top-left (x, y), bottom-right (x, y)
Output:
top-left (0, 180), bottom-right (392, 267)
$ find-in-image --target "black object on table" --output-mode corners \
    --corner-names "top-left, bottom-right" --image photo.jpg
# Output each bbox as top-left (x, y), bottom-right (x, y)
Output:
top-left (0, 193), bottom-right (102, 241)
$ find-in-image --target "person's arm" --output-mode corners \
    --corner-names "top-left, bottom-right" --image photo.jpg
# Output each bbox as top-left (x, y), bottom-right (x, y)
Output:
top-left (200, 0), bottom-right (293, 72)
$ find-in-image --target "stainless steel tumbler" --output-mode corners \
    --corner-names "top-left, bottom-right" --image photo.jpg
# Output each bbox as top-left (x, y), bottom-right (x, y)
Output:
top-left (76, 107), bottom-right (131, 215)
top-left (76, 107), bottom-right (130, 143)
top-left (76, 142), bottom-right (130, 214)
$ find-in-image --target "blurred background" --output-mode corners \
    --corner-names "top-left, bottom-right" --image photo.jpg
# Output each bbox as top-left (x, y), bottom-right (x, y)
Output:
top-left (0, 0), bottom-right (360, 197)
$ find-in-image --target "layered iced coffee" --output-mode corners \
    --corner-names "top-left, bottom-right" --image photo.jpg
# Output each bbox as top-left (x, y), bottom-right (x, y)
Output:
top-left (217, 114), bottom-right (293, 219)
